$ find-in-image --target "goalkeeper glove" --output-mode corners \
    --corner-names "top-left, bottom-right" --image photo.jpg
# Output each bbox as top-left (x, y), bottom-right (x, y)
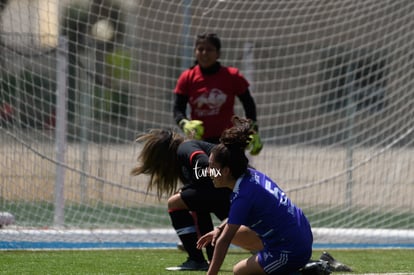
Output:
top-left (248, 133), bottom-right (263, 155)
top-left (248, 122), bottom-right (263, 155)
top-left (179, 119), bottom-right (204, 140)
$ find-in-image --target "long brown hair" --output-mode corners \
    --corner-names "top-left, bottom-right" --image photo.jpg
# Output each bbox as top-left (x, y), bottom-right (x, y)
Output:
top-left (212, 116), bottom-right (254, 179)
top-left (131, 129), bottom-right (185, 199)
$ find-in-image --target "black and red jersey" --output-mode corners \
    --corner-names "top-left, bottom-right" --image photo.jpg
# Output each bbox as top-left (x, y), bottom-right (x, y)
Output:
top-left (176, 140), bottom-right (215, 186)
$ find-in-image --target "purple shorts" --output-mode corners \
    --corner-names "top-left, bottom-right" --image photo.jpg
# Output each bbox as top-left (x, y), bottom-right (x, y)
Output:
top-left (257, 247), bottom-right (311, 275)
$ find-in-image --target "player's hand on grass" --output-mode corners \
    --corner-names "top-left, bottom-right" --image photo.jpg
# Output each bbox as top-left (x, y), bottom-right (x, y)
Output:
top-left (197, 226), bottom-right (223, 249)
top-left (179, 119), bottom-right (204, 140)
top-left (197, 231), bottom-right (213, 249)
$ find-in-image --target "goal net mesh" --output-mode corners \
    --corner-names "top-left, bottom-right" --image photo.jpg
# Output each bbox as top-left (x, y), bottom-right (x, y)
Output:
top-left (0, 0), bottom-right (413, 248)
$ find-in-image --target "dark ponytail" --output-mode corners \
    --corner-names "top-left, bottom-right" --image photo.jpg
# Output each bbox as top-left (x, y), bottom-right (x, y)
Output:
top-left (131, 129), bottom-right (184, 199)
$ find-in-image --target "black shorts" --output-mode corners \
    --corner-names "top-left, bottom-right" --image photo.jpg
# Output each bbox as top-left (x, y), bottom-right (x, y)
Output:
top-left (180, 182), bottom-right (231, 220)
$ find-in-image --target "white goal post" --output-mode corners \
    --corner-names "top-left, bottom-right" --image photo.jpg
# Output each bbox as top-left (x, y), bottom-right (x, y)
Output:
top-left (0, 0), bottom-right (413, 249)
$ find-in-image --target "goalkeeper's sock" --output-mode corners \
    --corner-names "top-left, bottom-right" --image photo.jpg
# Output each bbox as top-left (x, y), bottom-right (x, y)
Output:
top-left (169, 209), bottom-right (205, 262)
top-left (193, 212), bottom-right (215, 261)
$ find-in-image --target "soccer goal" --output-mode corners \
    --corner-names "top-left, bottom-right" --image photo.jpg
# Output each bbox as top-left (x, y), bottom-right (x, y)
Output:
top-left (1, 0), bottom-right (413, 249)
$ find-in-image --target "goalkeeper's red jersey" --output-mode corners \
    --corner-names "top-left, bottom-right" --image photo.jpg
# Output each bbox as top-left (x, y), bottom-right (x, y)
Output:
top-left (174, 64), bottom-right (249, 139)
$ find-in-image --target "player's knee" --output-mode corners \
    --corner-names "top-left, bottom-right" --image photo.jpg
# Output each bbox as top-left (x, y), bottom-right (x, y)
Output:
top-left (233, 257), bottom-right (264, 275)
top-left (233, 264), bottom-right (258, 275)
top-left (232, 261), bottom-right (245, 275)
top-left (167, 193), bottom-right (187, 210)
top-left (232, 226), bottom-right (263, 252)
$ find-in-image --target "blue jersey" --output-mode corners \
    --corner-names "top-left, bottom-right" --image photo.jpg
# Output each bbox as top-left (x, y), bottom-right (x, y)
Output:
top-left (228, 168), bottom-right (312, 249)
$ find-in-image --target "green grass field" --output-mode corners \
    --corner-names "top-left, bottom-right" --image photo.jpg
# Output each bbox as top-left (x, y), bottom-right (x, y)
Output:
top-left (0, 248), bottom-right (413, 274)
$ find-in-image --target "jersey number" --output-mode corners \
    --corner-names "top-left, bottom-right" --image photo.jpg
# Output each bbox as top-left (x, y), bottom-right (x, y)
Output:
top-left (265, 179), bottom-right (288, 206)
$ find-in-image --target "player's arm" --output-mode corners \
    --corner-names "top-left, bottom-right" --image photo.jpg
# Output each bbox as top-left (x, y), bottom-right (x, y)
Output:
top-left (174, 94), bottom-right (204, 139)
top-left (190, 152), bottom-right (209, 168)
top-left (207, 223), bottom-right (240, 275)
top-left (182, 142), bottom-right (209, 177)
top-left (197, 218), bottom-right (228, 249)
top-left (237, 89), bottom-right (257, 123)
top-left (173, 93), bottom-right (188, 125)
top-left (238, 89), bottom-right (263, 155)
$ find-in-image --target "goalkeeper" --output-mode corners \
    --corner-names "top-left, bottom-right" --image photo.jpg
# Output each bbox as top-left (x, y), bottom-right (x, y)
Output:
top-left (173, 32), bottom-right (262, 154)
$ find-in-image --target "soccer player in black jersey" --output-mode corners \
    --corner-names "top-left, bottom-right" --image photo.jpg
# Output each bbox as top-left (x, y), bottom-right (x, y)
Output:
top-left (131, 130), bottom-right (231, 271)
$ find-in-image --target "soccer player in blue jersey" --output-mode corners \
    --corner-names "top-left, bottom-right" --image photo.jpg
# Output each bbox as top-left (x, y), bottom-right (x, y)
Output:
top-left (197, 116), bottom-right (313, 275)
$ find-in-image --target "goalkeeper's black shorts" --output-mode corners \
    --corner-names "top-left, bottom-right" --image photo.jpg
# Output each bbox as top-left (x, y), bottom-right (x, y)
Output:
top-left (180, 182), bottom-right (231, 221)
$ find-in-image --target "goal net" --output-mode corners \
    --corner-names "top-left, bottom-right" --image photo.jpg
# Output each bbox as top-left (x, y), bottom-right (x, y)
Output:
top-left (1, 0), bottom-right (413, 249)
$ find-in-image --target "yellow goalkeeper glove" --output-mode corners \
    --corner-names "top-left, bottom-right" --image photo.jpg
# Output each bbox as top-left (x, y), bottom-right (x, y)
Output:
top-left (248, 122), bottom-right (263, 155)
top-left (248, 133), bottom-right (263, 155)
top-left (179, 119), bottom-right (204, 140)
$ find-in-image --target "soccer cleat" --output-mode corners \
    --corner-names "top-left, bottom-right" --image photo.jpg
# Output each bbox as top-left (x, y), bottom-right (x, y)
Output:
top-left (165, 258), bottom-right (209, 271)
top-left (300, 260), bottom-right (331, 275)
top-left (319, 251), bottom-right (352, 272)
